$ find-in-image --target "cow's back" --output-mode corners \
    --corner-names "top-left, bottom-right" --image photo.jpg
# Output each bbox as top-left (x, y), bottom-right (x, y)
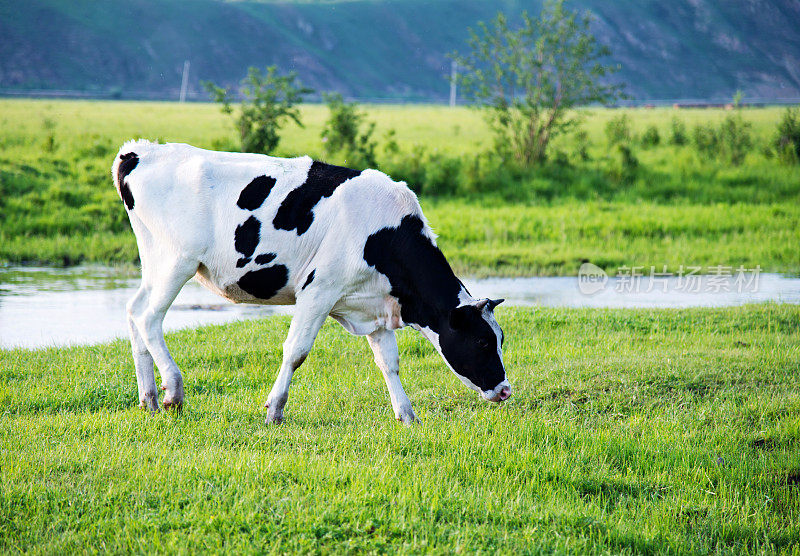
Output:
top-left (114, 141), bottom-right (428, 308)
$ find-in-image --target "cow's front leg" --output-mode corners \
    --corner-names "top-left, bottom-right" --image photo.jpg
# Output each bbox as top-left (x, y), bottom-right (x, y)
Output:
top-left (367, 328), bottom-right (418, 425)
top-left (264, 293), bottom-right (334, 424)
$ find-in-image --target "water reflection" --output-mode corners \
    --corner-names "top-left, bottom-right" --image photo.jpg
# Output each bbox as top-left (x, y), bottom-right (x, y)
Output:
top-left (2, 266), bottom-right (799, 349)
top-left (0, 266), bottom-right (291, 349)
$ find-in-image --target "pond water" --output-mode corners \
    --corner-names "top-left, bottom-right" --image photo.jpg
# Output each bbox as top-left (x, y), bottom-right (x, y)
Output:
top-left (2, 265), bottom-right (799, 350)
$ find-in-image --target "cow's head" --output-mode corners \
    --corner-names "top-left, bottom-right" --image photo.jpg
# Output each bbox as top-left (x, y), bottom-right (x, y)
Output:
top-left (437, 298), bottom-right (511, 402)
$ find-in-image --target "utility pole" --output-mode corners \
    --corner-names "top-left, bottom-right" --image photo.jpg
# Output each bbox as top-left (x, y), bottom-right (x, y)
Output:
top-left (449, 60), bottom-right (457, 107)
top-left (179, 60), bottom-right (190, 102)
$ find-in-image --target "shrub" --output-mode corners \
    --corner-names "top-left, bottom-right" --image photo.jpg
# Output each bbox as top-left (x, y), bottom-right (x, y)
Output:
top-left (640, 125), bottom-right (660, 147)
top-left (210, 136), bottom-right (239, 153)
top-left (669, 117), bottom-right (688, 145)
top-left (774, 107), bottom-right (800, 165)
top-left (42, 118), bottom-right (56, 153)
top-left (382, 129), bottom-right (400, 158)
top-left (203, 66), bottom-right (312, 154)
top-left (573, 130), bottom-right (591, 161)
top-left (608, 143), bottom-right (638, 182)
top-left (421, 152), bottom-right (462, 196)
top-left (605, 114), bottom-right (632, 146)
top-left (321, 93), bottom-right (377, 169)
top-left (693, 114), bottom-right (753, 165)
top-left (692, 123), bottom-right (718, 157)
top-left (717, 113), bottom-right (752, 166)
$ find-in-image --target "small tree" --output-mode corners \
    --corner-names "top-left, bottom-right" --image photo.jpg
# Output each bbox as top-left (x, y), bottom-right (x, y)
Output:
top-left (453, 1), bottom-right (624, 166)
top-left (321, 93), bottom-right (377, 168)
top-left (203, 66), bottom-right (313, 154)
top-left (774, 107), bottom-right (800, 164)
top-left (668, 117), bottom-right (688, 145)
top-left (718, 113), bottom-right (752, 165)
top-left (733, 89), bottom-right (744, 109)
top-left (693, 114), bottom-right (753, 165)
top-left (640, 125), bottom-right (660, 147)
top-left (604, 114), bottom-right (632, 146)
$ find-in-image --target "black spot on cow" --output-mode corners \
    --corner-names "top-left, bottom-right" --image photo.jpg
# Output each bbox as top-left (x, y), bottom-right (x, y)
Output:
top-left (301, 269), bottom-right (315, 290)
top-left (237, 175), bottom-right (277, 211)
top-left (363, 214), bottom-right (505, 392)
top-left (236, 257), bottom-right (251, 268)
top-left (254, 253), bottom-right (277, 265)
top-left (234, 216), bottom-right (260, 258)
top-left (273, 160), bottom-right (361, 235)
top-left (363, 215), bottom-right (460, 331)
top-left (117, 152), bottom-right (138, 210)
top-left (238, 265), bottom-right (289, 301)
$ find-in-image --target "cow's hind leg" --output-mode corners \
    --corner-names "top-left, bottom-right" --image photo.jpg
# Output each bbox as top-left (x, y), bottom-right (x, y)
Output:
top-left (129, 257), bottom-right (198, 410)
top-left (367, 328), bottom-right (418, 425)
top-left (127, 285), bottom-right (158, 412)
top-left (264, 290), bottom-right (338, 424)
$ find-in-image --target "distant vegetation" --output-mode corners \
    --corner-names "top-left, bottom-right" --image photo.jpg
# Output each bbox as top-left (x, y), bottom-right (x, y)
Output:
top-left (774, 107), bottom-right (800, 164)
top-left (453, 1), bottom-right (625, 166)
top-left (0, 99), bottom-right (799, 275)
top-left (321, 93), bottom-right (379, 169)
top-left (203, 66), bottom-right (312, 154)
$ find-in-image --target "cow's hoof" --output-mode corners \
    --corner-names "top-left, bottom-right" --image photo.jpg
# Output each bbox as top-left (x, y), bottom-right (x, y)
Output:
top-left (264, 396), bottom-right (287, 424)
top-left (161, 382), bottom-right (184, 412)
top-left (265, 410), bottom-right (284, 425)
top-left (162, 391), bottom-right (184, 412)
top-left (396, 407), bottom-right (419, 426)
top-left (162, 399), bottom-right (183, 412)
top-left (139, 393), bottom-right (159, 413)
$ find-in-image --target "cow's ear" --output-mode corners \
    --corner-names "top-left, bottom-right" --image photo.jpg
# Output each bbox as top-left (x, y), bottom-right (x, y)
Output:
top-left (487, 298), bottom-right (505, 311)
top-left (449, 305), bottom-right (473, 330)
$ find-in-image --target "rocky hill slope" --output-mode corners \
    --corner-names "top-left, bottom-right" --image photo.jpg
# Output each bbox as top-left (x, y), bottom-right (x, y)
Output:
top-left (1, 0), bottom-right (798, 101)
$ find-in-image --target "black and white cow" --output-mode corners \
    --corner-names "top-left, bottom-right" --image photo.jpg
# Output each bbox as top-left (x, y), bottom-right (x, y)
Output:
top-left (113, 140), bottom-right (510, 424)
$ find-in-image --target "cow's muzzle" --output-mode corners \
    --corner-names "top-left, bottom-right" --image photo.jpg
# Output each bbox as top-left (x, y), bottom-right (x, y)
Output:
top-left (483, 381), bottom-right (512, 403)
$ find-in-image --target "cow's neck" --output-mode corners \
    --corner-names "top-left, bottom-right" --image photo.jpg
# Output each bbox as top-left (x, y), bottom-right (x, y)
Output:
top-left (396, 254), bottom-right (471, 337)
top-left (363, 214), bottom-right (472, 338)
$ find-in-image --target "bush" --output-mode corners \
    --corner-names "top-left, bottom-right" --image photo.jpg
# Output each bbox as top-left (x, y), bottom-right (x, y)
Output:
top-left (321, 93), bottom-right (378, 169)
top-left (42, 118), bottom-right (56, 153)
top-left (692, 114), bottom-right (753, 165)
top-left (717, 113), bottom-right (752, 166)
top-left (573, 130), bottom-right (591, 161)
top-left (608, 143), bottom-right (638, 182)
top-left (210, 136), bottom-right (239, 153)
top-left (774, 107), bottom-right (800, 165)
top-left (420, 152), bottom-right (462, 196)
top-left (203, 66), bottom-right (313, 154)
top-left (605, 114), bottom-right (632, 146)
top-left (669, 117), bottom-right (688, 145)
top-left (640, 125), bottom-right (660, 147)
top-left (692, 123), bottom-right (718, 157)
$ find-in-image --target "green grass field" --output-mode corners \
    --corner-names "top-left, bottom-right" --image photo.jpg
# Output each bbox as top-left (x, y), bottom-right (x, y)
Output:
top-left (1, 305), bottom-right (799, 552)
top-left (1, 99), bottom-right (799, 275)
top-left (2, 99), bottom-right (800, 553)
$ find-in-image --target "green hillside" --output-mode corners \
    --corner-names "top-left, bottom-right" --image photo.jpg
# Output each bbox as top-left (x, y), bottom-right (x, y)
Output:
top-left (1, 0), bottom-right (799, 101)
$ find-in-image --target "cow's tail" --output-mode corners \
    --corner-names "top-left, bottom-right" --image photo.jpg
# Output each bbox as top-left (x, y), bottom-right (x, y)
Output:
top-left (111, 139), bottom-right (156, 210)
